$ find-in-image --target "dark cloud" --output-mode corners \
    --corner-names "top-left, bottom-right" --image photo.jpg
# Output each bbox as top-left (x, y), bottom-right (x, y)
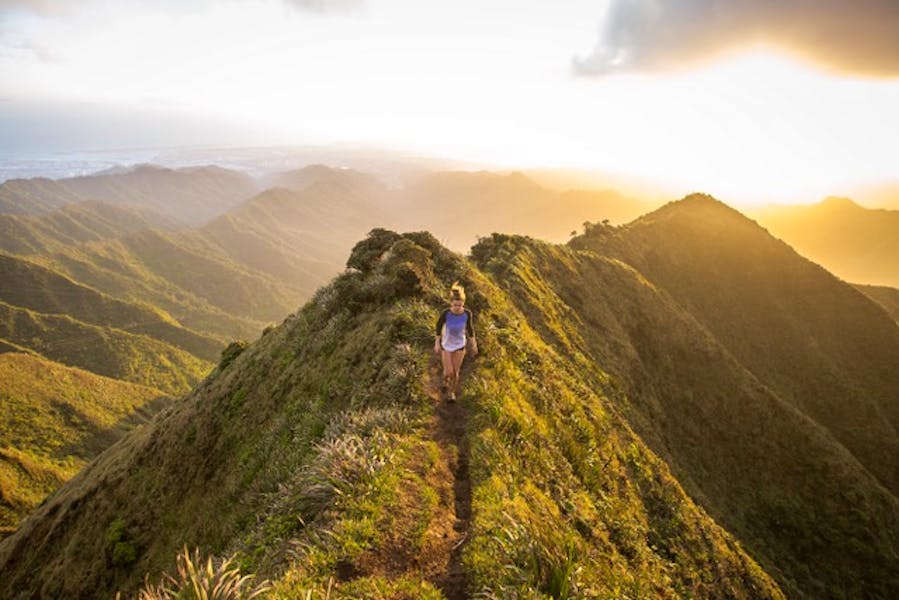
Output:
top-left (573, 0), bottom-right (899, 77)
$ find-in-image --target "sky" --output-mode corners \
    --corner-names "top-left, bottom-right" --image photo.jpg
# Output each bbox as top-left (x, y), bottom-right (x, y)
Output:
top-left (2, 0), bottom-right (899, 206)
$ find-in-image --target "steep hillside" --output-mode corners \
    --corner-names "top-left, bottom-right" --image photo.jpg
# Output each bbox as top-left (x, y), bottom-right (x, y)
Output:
top-left (0, 301), bottom-right (211, 394)
top-left (0, 200), bottom-right (182, 255)
top-left (574, 195), bottom-right (899, 496)
top-left (857, 284), bottom-right (899, 323)
top-left (28, 229), bottom-right (298, 341)
top-left (751, 197), bottom-right (899, 287)
top-left (61, 164), bottom-right (258, 225)
top-left (200, 181), bottom-right (389, 287)
top-left (0, 177), bottom-right (82, 214)
top-left (0, 253), bottom-right (221, 360)
top-left (478, 231), bottom-right (899, 598)
top-left (0, 353), bottom-right (168, 535)
top-left (0, 230), bottom-right (786, 599)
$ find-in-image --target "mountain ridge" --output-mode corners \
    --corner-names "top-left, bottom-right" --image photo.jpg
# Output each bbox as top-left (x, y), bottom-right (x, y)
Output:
top-left (2, 197), bottom-right (897, 598)
top-left (0, 164), bottom-right (257, 224)
top-left (573, 194), bottom-right (899, 491)
top-left (0, 228), bottom-right (787, 598)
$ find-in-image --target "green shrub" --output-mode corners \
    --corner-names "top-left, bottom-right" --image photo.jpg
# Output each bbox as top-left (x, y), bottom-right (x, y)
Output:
top-left (106, 518), bottom-right (139, 566)
top-left (219, 340), bottom-right (249, 370)
top-left (345, 228), bottom-right (402, 273)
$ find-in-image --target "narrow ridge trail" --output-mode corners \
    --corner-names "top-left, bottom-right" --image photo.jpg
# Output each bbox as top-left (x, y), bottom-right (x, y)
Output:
top-left (426, 360), bottom-right (472, 600)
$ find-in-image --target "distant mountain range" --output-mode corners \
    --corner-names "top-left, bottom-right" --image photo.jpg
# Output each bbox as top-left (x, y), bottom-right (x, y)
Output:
top-left (751, 197), bottom-right (899, 287)
top-left (387, 170), bottom-right (650, 250)
top-left (0, 164), bottom-right (897, 597)
top-left (0, 164), bottom-right (257, 225)
top-left (1, 195), bottom-right (896, 599)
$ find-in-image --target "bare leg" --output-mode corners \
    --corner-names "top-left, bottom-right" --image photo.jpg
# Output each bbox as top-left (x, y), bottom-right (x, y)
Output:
top-left (450, 349), bottom-right (466, 397)
top-left (441, 349), bottom-right (454, 395)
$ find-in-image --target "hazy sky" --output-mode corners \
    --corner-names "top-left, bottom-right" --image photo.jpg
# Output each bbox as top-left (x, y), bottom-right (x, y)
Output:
top-left (2, 0), bottom-right (898, 204)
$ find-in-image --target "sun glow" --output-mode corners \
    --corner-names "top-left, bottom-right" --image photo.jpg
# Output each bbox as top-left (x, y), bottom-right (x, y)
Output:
top-left (398, 49), bottom-right (899, 208)
top-left (2, 2), bottom-right (897, 207)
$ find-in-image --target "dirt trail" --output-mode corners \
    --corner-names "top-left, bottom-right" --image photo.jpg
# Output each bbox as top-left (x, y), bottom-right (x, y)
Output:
top-left (426, 361), bottom-right (472, 600)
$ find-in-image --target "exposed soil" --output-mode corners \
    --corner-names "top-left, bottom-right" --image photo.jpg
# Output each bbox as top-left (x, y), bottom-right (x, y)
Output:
top-left (426, 362), bottom-right (472, 600)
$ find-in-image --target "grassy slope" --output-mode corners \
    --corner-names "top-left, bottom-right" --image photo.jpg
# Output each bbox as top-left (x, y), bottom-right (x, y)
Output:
top-left (0, 353), bottom-right (169, 534)
top-left (0, 180), bottom-right (369, 343)
top-left (0, 301), bottom-right (211, 395)
top-left (0, 199), bottom-right (270, 341)
top-left (574, 195), bottom-right (899, 497)
top-left (0, 177), bottom-right (83, 214)
top-left (0, 200), bottom-right (182, 255)
top-left (0, 253), bottom-right (222, 360)
top-left (29, 231), bottom-right (293, 341)
top-left (474, 232), bottom-right (899, 599)
top-left (856, 283), bottom-right (899, 324)
top-left (200, 182), bottom-right (388, 289)
top-left (0, 231), bottom-right (783, 599)
top-left (60, 164), bottom-right (259, 225)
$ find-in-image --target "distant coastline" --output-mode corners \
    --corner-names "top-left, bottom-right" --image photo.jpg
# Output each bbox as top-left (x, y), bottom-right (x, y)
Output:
top-left (0, 148), bottom-right (164, 183)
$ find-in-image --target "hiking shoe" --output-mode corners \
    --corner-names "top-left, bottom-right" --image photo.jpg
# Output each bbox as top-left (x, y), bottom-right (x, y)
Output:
top-left (447, 390), bottom-right (456, 402)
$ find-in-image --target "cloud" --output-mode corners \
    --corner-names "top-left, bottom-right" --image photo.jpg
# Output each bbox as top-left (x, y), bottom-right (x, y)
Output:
top-left (284, 0), bottom-right (365, 15)
top-left (0, 0), bottom-right (86, 16)
top-left (573, 0), bottom-right (899, 77)
top-left (0, 0), bottom-right (366, 19)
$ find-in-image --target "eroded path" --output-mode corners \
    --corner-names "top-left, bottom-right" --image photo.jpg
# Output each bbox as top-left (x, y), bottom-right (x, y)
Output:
top-left (426, 362), bottom-right (472, 600)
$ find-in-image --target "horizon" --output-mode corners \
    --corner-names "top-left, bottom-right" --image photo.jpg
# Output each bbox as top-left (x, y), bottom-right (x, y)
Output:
top-left (2, 1), bottom-right (899, 208)
top-left (0, 143), bottom-right (895, 212)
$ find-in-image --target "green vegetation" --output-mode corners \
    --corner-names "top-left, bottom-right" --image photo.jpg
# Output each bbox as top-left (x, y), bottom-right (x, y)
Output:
top-left (134, 546), bottom-right (271, 599)
top-left (0, 252), bottom-right (222, 360)
top-left (2, 194), bottom-right (898, 599)
top-left (0, 300), bottom-right (212, 394)
top-left (0, 353), bottom-right (168, 533)
top-left (571, 194), bottom-right (899, 495)
top-left (0, 199), bottom-right (181, 255)
top-left (107, 518), bottom-right (139, 566)
top-left (0, 176), bottom-right (82, 214)
top-left (0, 227), bottom-right (792, 598)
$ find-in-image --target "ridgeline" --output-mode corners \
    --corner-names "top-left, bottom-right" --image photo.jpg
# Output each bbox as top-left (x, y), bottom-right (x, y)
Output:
top-left (1, 196), bottom-right (897, 599)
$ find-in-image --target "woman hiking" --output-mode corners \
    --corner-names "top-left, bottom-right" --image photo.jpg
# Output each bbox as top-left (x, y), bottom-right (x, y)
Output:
top-left (434, 282), bottom-right (477, 402)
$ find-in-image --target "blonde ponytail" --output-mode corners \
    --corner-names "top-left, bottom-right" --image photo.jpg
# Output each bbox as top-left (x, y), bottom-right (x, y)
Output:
top-left (450, 281), bottom-right (466, 302)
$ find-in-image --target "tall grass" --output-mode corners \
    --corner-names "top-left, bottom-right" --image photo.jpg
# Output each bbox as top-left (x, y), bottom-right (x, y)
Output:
top-left (130, 546), bottom-right (271, 600)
